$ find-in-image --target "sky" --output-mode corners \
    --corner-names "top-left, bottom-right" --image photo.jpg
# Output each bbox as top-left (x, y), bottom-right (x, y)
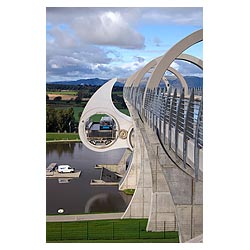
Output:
top-left (46, 7), bottom-right (203, 82)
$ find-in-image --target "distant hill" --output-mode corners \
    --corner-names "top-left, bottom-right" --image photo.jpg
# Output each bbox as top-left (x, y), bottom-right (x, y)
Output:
top-left (46, 76), bottom-right (202, 88)
top-left (46, 78), bottom-right (124, 87)
top-left (169, 76), bottom-right (203, 88)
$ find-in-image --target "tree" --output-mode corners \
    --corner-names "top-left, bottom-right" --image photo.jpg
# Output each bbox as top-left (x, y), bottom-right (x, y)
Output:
top-left (46, 107), bottom-right (75, 132)
top-left (46, 108), bottom-right (57, 132)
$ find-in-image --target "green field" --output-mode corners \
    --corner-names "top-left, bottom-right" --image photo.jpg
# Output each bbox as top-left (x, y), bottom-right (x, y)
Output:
top-left (46, 133), bottom-right (80, 142)
top-left (47, 91), bottom-right (78, 95)
top-left (119, 108), bottom-right (130, 116)
top-left (73, 106), bottom-right (84, 121)
top-left (49, 106), bottom-right (129, 123)
top-left (46, 219), bottom-right (179, 243)
top-left (89, 113), bottom-right (108, 122)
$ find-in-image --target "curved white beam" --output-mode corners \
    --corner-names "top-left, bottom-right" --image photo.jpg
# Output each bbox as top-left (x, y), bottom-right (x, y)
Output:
top-left (132, 56), bottom-right (162, 87)
top-left (168, 66), bottom-right (188, 95)
top-left (125, 71), bottom-right (140, 87)
top-left (145, 29), bottom-right (203, 92)
top-left (125, 56), bottom-right (162, 88)
top-left (176, 53), bottom-right (203, 69)
top-left (148, 67), bottom-right (187, 92)
top-left (125, 52), bottom-right (203, 90)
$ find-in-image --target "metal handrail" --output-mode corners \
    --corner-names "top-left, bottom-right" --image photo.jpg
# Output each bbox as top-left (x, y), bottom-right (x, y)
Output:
top-left (124, 85), bottom-right (203, 180)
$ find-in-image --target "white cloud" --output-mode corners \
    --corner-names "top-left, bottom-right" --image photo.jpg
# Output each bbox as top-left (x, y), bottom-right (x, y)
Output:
top-left (48, 26), bottom-right (76, 48)
top-left (51, 64), bottom-right (60, 69)
top-left (141, 8), bottom-right (203, 26)
top-left (72, 11), bottom-right (145, 49)
top-left (170, 60), bottom-right (203, 77)
top-left (47, 8), bottom-right (145, 49)
top-left (170, 61), bottom-right (180, 71)
top-left (46, 7), bottom-right (203, 81)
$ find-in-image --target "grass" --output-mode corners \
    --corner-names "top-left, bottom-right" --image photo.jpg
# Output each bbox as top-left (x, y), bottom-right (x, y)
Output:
top-left (89, 114), bottom-right (108, 122)
top-left (119, 108), bottom-right (130, 116)
top-left (46, 219), bottom-right (179, 243)
top-left (123, 189), bottom-right (135, 195)
top-left (47, 238), bottom-right (179, 243)
top-left (72, 106), bottom-right (84, 121)
top-left (47, 91), bottom-right (78, 95)
top-left (46, 133), bottom-right (80, 142)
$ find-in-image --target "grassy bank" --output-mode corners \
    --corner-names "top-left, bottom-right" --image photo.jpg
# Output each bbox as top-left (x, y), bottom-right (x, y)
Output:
top-left (46, 219), bottom-right (179, 243)
top-left (123, 189), bottom-right (135, 195)
top-left (46, 133), bottom-right (80, 142)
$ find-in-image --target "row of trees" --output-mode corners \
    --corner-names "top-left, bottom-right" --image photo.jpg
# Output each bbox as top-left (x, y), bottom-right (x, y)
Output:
top-left (46, 107), bottom-right (76, 132)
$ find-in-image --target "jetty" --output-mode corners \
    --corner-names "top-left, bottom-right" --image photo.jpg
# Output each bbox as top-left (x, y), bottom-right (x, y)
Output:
top-left (46, 163), bottom-right (81, 178)
top-left (90, 167), bottom-right (121, 186)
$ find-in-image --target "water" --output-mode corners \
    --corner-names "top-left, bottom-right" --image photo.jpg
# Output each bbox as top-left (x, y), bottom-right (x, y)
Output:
top-left (46, 142), bottom-right (132, 215)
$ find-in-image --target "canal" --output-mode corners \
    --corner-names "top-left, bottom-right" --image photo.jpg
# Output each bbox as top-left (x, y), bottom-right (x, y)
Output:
top-left (46, 142), bottom-right (132, 215)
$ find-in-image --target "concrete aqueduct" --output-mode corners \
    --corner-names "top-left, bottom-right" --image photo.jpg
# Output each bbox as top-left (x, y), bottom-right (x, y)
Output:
top-left (79, 29), bottom-right (203, 243)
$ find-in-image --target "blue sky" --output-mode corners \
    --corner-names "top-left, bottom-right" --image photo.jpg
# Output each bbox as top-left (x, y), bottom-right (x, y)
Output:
top-left (46, 7), bottom-right (203, 82)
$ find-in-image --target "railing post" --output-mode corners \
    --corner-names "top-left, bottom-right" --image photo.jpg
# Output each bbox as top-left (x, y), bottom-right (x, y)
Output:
top-left (175, 89), bottom-right (184, 158)
top-left (183, 90), bottom-right (195, 168)
top-left (168, 88), bottom-right (177, 150)
top-left (144, 88), bottom-right (149, 122)
top-left (152, 88), bottom-right (156, 131)
top-left (157, 87), bottom-right (161, 131)
top-left (163, 86), bottom-right (172, 145)
top-left (194, 96), bottom-right (203, 181)
top-left (150, 89), bottom-right (153, 128)
top-left (159, 88), bottom-right (165, 141)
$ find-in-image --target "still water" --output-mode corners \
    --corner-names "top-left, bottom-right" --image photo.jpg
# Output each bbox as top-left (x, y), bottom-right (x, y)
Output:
top-left (46, 142), bottom-right (132, 215)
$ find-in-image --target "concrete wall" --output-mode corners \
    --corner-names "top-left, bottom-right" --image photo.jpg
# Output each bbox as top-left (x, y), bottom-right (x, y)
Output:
top-left (119, 103), bottom-right (142, 191)
top-left (146, 121), bottom-right (203, 242)
top-left (119, 130), bottom-right (141, 190)
top-left (121, 124), bottom-right (152, 219)
top-left (122, 101), bottom-right (177, 232)
top-left (122, 100), bottom-right (203, 242)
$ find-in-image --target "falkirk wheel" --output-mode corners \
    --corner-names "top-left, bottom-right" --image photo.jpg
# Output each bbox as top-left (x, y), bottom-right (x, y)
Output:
top-left (78, 29), bottom-right (203, 243)
top-left (79, 29), bottom-right (203, 155)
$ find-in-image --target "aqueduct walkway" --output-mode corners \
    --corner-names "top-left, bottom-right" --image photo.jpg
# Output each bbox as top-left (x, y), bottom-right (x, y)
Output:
top-left (120, 85), bottom-right (203, 242)
top-left (78, 29), bottom-right (203, 243)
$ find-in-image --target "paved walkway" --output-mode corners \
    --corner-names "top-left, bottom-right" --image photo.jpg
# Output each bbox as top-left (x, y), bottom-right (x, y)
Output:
top-left (186, 234), bottom-right (203, 243)
top-left (46, 213), bottom-right (123, 222)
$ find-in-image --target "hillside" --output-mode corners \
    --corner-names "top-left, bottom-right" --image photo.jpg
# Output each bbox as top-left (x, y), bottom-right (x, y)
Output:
top-left (46, 76), bottom-right (203, 88)
top-left (46, 78), bottom-right (124, 87)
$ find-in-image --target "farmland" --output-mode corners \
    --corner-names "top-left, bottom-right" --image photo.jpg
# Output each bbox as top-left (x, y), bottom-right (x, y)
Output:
top-left (46, 84), bottom-right (129, 133)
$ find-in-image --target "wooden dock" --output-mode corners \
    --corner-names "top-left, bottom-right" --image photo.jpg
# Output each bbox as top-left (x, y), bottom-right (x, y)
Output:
top-left (46, 169), bottom-right (81, 178)
top-left (47, 163), bottom-right (58, 172)
top-left (90, 179), bottom-right (119, 186)
top-left (46, 162), bottom-right (81, 178)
